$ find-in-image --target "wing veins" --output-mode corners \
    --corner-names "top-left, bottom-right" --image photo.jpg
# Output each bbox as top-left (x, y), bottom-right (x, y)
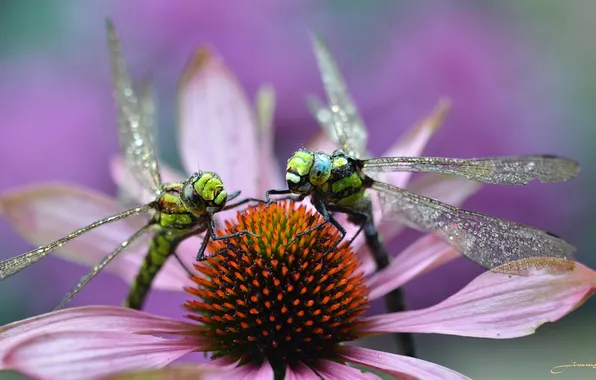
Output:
top-left (106, 19), bottom-right (162, 194)
top-left (310, 32), bottom-right (367, 159)
top-left (371, 181), bottom-right (576, 271)
top-left (363, 156), bottom-right (579, 184)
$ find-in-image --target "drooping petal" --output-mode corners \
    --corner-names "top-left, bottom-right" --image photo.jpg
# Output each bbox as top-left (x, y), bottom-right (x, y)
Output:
top-left (2, 331), bottom-right (199, 380)
top-left (110, 156), bottom-right (185, 206)
top-left (178, 47), bottom-right (260, 198)
top-left (380, 98), bottom-right (451, 189)
top-left (362, 260), bottom-right (596, 338)
top-left (0, 306), bottom-right (197, 357)
top-left (285, 362), bottom-right (320, 380)
top-left (200, 362), bottom-right (269, 380)
top-left (110, 364), bottom-right (284, 380)
top-left (252, 360), bottom-right (274, 379)
top-left (0, 183), bottom-right (192, 291)
top-left (207, 356), bottom-right (242, 370)
top-left (340, 346), bottom-right (470, 380)
top-left (107, 365), bottom-right (218, 380)
top-left (366, 235), bottom-right (460, 301)
top-left (315, 360), bottom-right (379, 380)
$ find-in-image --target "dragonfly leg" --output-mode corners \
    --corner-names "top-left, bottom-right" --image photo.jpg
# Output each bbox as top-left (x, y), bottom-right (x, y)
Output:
top-left (265, 189), bottom-right (293, 204)
top-left (291, 196), bottom-right (346, 255)
top-left (197, 218), bottom-right (262, 261)
top-left (224, 197), bottom-right (267, 210)
top-left (226, 190), bottom-right (241, 202)
top-left (326, 205), bottom-right (369, 247)
top-left (196, 230), bottom-right (212, 261)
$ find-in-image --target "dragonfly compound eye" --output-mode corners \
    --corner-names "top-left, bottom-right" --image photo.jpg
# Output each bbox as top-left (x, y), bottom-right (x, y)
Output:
top-left (190, 172), bottom-right (228, 211)
top-left (309, 152), bottom-right (332, 186)
top-left (182, 172), bottom-right (227, 215)
top-left (181, 177), bottom-right (207, 216)
top-left (286, 150), bottom-right (315, 193)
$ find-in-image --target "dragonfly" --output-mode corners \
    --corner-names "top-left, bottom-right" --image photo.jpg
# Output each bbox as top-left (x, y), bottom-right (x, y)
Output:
top-left (267, 33), bottom-right (579, 287)
top-left (0, 20), bottom-right (261, 311)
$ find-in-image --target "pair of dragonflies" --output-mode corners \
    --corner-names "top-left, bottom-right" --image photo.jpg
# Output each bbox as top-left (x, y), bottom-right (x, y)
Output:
top-left (0, 21), bottom-right (579, 314)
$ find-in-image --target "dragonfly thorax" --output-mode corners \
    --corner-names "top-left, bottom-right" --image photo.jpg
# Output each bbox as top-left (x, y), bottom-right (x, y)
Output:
top-left (286, 149), bottom-right (332, 194)
top-left (181, 171), bottom-right (228, 217)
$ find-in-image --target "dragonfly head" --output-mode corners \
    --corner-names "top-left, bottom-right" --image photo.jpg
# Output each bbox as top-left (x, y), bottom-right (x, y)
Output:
top-left (286, 149), bottom-right (332, 194)
top-left (181, 171), bottom-right (228, 216)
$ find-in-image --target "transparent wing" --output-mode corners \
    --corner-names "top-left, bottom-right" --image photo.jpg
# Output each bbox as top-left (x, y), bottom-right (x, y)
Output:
top-left (310, 32), bottom-right (367, 159)
top-left (0, 205), bottom-right (152, 279)
top-left (106, 19), bottom-right (162, 195)
top-left (139, 80), bottom-right (159, 151)
top-left (363, 155), bottom-right (579, 185)
top-left (371, 181), bottom-right (576, 272)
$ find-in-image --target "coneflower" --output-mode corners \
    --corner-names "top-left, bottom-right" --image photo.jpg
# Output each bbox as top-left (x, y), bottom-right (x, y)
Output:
top-left (1, 201), bottom-right (594, 380)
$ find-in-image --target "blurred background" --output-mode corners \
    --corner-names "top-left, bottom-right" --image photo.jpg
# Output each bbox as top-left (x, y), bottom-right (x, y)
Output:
top-left (0, 1), bottom-right (594, 379)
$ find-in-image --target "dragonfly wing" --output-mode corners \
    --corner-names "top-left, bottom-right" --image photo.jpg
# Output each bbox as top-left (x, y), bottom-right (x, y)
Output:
top-left (310, 32), bottom-right (367, 159)
top-left (371, 181), bottom-right (576, 272)
top-left (363, 156), bottom-right (579, 185)
top-left (0, 204), bottom-right (152, 279)
top-left (106, 20), bottom-right (162, 195)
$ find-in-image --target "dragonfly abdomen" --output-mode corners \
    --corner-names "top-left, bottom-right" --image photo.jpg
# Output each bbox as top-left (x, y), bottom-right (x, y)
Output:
top-left (125, 185), bottom-right (205, 310)
top-left (124, 232), bottom-right (181, 310)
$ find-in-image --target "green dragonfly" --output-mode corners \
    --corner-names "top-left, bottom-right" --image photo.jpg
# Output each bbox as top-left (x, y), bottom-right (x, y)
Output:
top-left (0, 20), bottom-right (260, 311)
top-left (268, 33), bottom-right (579, 286)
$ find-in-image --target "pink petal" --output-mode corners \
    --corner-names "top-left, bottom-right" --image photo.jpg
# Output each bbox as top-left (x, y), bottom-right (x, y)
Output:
top-left (255, 85), bottom-right (284, 192)
top-left (207, 357), bottom-right (242, 371)
top-left (381, 99), bottom-right (451, 189)
top-left (362, 260), bottom-right (596, 338)
top-left (2, 331), bottom-right (198, 380)
top-left (201, 362), bottom-right (268, 380)
top-left (110, 156), bottom-right (185, 206)
top-left (340, 346), bottom-right (470, 380)
top-left (0, 183), bottom-right (191, 291)
top-left (366, 235), bottom-right (460, 301)
top-left (106, 365), bottom-right (219, 380)
top-left (252, 360), bottom-right (274, 380)
top-left (285, 362), bottom-right (320, 380)
top-left (0, 183), bottom-right (145, 267)
top-left (315, 360), bottom-right (379, 380)
top-left (178, 48), bottom-right (261, 198)
top-left (0, 306), bottom-right (196, 357)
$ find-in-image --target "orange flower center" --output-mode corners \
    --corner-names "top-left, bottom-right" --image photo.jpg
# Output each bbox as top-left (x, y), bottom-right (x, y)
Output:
top-left (184, 201), bottom-right (369, 369)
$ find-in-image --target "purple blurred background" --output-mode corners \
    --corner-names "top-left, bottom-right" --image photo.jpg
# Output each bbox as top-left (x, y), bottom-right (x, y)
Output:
top-left (1, 1), bottom-right (594, 378)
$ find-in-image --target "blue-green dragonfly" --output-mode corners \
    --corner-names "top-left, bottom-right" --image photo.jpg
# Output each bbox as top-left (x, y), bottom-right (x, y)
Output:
top-left (269, 32), bottom-right (579, 300)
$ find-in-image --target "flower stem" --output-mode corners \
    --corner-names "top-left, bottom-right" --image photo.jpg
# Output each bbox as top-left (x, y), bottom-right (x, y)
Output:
top-left (273, 365), bottom-right (286, 380)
